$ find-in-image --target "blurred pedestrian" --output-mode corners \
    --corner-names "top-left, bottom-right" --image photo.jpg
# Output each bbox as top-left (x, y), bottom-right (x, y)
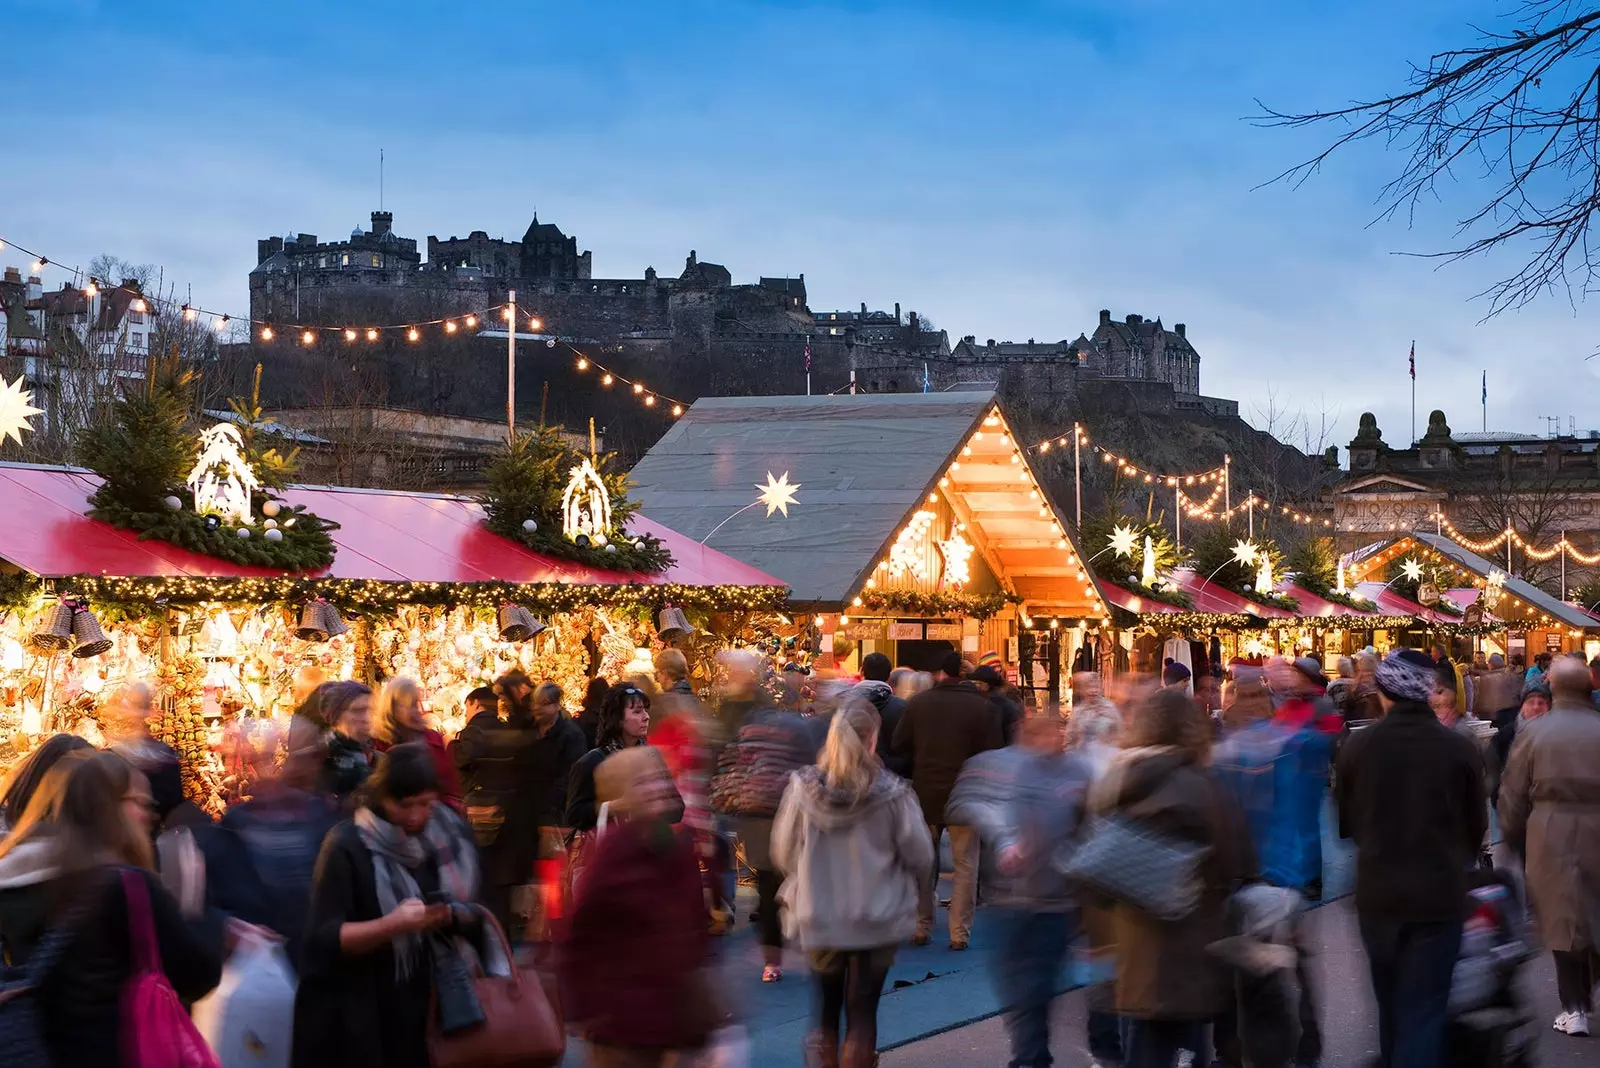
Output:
top-left (855, 652), bottom-right (910, 776)
top-left (892, 651), bottom-right (1004, 949)
top-left (567, 683), bottom-right (655, 832)
top-left (374, 677), bottom-right (463, 807)
top-left (561, 746), bottom-right (716, 1067)
top-left (971, 661), bottom-right (1022, 743)
top-left (1500, 656), bottom-right (1600, 1037)
top-left (292, 743), bottom-right (484, 1068)
top-left (0, 732), bottom-right (92, 834)
top-left (1490, 682), bottom-right (1550, 808)
top-left (772, 700), bottom-right (932, 1068)
top-left (447, 685), bottom-right (500, 797)
top-left (0, 749), bottom-right (223, 1066)
top-left (1336, 648), bottom-right (1486, 1068)
top-left (102, 681), bottom-right (187, 827)
top-left (315, 681), bottom-right (376, 806)
top-left (1091, 689), bottom-right (1254, 1068)
top-left (892, 669), bottom-right (934, 702)
top-left (1270, 657), bottom-right (1336, 902)
top-left (949, 713), bottom-right (1091, 1068)
top-left (712, 676), bottom-right (824, 981)
top-left (577, 677), bottom-right (611, 751)
top-left (651, 650), bottom-right (725, 922)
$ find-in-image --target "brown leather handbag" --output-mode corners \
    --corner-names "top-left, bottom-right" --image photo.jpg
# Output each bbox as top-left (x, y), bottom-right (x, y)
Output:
top-left (427, 910), bottom-right (565, 1068)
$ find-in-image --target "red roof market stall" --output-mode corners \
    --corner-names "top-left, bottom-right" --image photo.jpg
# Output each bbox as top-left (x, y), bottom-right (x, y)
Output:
top-left (0, 463), bottom-right (786, 811)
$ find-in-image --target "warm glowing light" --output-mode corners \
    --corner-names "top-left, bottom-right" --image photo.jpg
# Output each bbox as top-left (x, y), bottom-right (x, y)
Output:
top-left (0, 376), bottom-right (43, 445)
top-left (84, 281), bottom-right (98, 297)
top-left (445, 320), bottom-right (458, 334)
top-left (183, 305), bottom-right (197, 322)
top-left (501, 307), bottom-right (514, 320)
top-left (408, 328), bottom-right (419, 342)
top-left (29, 259), bottom-right (45, 273)
top-left (561, 458), bottom-right (613, 542)
top-left (301, 330), bottom-right (315, 345)
top-left (528, 317), bottom-right (542, 330)
top-left (215, 315), bottom-right (229, 332)
top-left (577, 358), bottom-right (589, 370)
top-left (366, 328), bottom-right (379, 341)
top-left (465, 315), bottom-right (477, 328)
top-left (939, 525), bottom-right (974, 587)
top-left (344, 328), bottom-right (357, 342)
top-left (602, 373), bottom-right (613, 386)
top-left (887, 510), bottom-right (938, 581)
top-left (671, 404), bottom-right (683, 417)
top-left (644, 395), bottom-right (656, 407)
top-left (756, 472), bottom-right (802, 517)
top-left (132, 298), bottom-right (146, 313)
top-left (632, 383), bottom-right (644, 394)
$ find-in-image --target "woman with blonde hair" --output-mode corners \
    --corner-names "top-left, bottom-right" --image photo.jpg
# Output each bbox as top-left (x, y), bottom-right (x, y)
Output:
top-left (772, 699), bottom-right (933, 1068)
top-left (373, 676), bottom-right (462, 806)
top-left (0, 750), bottom-right (223, 1065)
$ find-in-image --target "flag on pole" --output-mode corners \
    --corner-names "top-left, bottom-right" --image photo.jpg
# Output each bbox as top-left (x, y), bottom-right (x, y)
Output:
top-left (1409, 341), bottom-right (1415, 379)
top-left (804, 340), bottom-right (811, 372)
top-left (1482, 369), bottom-right (1487, 404)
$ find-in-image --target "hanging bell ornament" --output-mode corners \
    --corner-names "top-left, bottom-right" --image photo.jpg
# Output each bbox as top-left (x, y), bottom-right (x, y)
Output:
top-left (30, 602), bottom-right (77, 651)
top-left (498, 604), bottom-right (534, 642)
top-left (296, 601), bottom-right (330, 642)
top-left (516, 607), bottom-right (547, 639)
top-left (70, 605), bottom-right (113, 658)
top-left (321, 602), bottom-right (348, 639)
top-left (657, 605), bottom-right (694, 641)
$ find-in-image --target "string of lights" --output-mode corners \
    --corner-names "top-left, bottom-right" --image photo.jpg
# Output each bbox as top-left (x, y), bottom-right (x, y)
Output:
top-left (2, 231), bottom-right (690, 418)
top-left (1031, 426), bottom-right (1228, 484)
top-left (1434, 514), bottom-right (1600, 565)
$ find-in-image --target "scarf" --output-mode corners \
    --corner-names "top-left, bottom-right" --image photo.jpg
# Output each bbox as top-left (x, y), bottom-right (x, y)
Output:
top-left (353, 804), bottom-right (479, 978)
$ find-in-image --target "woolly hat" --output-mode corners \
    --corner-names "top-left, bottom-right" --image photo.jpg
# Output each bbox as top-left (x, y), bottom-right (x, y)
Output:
top-left (1162, 659), bottom-right (1192, 686)
top-left (1375, 648), bottom-right (1437, 703)
top-left (1292, 656), bottom-right (1327, 687)
top-left (978, 650), bottom-right (1003, 668)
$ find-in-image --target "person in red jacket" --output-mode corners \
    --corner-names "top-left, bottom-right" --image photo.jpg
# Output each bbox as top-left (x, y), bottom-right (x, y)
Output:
top-left (561, 746), bottom-right (715, 1066)
top-left (373, 676), bottom-right (464, 808)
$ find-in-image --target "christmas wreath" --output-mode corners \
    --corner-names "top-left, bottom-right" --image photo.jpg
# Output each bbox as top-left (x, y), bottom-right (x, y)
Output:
top-left (477, 426), bottom-right (674, 572)
top-left (73, 358), bottom-right (337, 571)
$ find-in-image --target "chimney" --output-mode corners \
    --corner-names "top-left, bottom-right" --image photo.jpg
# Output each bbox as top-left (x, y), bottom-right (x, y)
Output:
top-left (371, 211), bottom-right (393, 236)
top-left (257, 236), bottom-right (284, 264)
top-left (1099, 309), bottom-right (1111, 326)
top-left (860, 302), bottom-right (867, 315)
top-left (1174, 323), bottom-right (1186, 338)
top-left (963, 335), bottom-right (975, 344)
top-left (894, 302), bottom-right (901, 322)
top-left (986, 338), bottom-right (996, 349)
top-left (3, 267), bottom-right (19, 285)
top-left (1126, 314), bottom-right (1142, 325)
top-left (26, 275), bottom-right (41, 302)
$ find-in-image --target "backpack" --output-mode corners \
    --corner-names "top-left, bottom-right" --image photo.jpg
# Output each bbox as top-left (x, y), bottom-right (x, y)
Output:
top-left (0, 913), bottom-right (78, 1068)
top-left (119, 868), bottom-right (220, 1068)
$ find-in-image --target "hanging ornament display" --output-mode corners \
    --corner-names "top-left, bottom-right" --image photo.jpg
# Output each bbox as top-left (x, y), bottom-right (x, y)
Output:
top-left (1109, 523), bottom-right (1140, 559)
top-left (562, 458), bottom-right (613, 543)
top-left (1254, 552), bottom-right (1275, 596)
top-left (0, 375), bottom-right (43, 446)
top-left (939, 525), bottom-right (975, 588)
top-left (187, 423), bottom-right (260, 525)
top-left (886, 510), bottom-right (939, 582)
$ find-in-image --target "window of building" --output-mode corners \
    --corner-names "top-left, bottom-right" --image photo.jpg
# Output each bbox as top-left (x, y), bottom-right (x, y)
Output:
top-left (129, 333), bottom-right (143, 349)
top-left (371, 254), bottom-right (382, 267)
top-left (341, 253), bottom-right (350, 267)
top-left (318, 255), bottom-right (327, 268)
top-left (129, 311), bottom-right (146, 324)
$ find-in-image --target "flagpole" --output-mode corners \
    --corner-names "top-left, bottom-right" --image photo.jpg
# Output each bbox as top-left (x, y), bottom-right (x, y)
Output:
top-left (1410, 339), bottom-right (1416, 446)
top-left (1482, 369), bottom-right (1487, 432)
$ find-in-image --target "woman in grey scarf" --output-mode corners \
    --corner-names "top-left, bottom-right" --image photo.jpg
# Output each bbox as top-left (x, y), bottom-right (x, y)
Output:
top-left (291, 743), bottom-right (485, 1068)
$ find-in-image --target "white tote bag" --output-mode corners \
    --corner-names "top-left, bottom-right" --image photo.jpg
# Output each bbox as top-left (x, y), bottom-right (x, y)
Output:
top-left (193, 937), bottom-right (297, 1068)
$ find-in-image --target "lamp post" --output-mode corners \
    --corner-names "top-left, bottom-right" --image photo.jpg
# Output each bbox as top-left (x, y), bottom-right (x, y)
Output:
top-left (476, 294), bottom-right (546, 443)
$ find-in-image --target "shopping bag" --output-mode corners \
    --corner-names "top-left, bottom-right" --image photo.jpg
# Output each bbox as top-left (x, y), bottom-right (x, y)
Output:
top-left (192, 937), bottom-right (296, 1068)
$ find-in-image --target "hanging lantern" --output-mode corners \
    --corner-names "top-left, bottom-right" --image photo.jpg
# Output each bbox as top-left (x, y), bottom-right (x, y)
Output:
top-left (657, 605), bottom-right (694, 641)
top-left (70, 605), bottom-right (113, 658)
top-left (30, 602), bottom-right (77, 651)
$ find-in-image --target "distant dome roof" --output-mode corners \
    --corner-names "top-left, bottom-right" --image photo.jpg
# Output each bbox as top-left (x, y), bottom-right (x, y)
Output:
top-left (351, 226), bottom-right (365, 238)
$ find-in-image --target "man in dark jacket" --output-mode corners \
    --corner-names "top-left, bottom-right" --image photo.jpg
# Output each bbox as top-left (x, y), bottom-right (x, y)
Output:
top-left (893, 651), bottom-right (1005, 949)
top-left (448, 686), bottom-right (501, 797)
top-left (970, 663), bottom-right (1023, 744)
top-left (855, 652), bottom-right (909, 776)
top-left (1336, 648), bottom-right (1486, 1068)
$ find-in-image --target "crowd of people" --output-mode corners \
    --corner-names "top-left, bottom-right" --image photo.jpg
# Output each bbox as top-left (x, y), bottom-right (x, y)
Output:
top-left (0, 639), bottom-right (1597, 1068)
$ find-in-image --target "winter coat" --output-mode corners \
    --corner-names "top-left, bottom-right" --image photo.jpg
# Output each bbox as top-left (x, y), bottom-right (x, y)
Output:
top-left (892, 681), bottom-right (1005, 825)
top-left (321, 733), bottom-right (374, 803)
top-left (0, 854), bottom-right (223, 1068)
top-left (448, 709), bottom-right (504, 797)
top-left (1335, 700), bottom-right (1486, 922)
top-left (566, 744), bottom-right (686, 833)
top-left (1212, 720), bottom-right (1306, 890)
top-left (1091, 747), bottom-right (1255, 1021)
top-left (1499, 701), bottom-right (1600, 953)
top-left (559, 821), bottom-right (711, 1050)
top-left (946, 745), bottom-right (1093, 911)
top-left (770, 765), bottom-right (932, 951)
top-left (854, 680), bottom-right (910, 776)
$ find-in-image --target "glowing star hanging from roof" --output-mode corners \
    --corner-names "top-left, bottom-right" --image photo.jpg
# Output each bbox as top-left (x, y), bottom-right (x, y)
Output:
top-left (1108, 523), bottom-right (1139, 559)
top-left (1400, 558), bottom-right (1425, 583)
top-left (756, 471), bottom-right (800, 517)
top-left (939, 525), bottom-right (975, 588)
top-left (0, 375), bottom-right (43, 446)
top-left (1231, 539), bottom-right (1260, 567)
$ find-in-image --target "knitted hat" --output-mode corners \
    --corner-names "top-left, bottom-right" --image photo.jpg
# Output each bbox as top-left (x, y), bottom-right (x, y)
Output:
top-left (1375, 649), bottom-right (1437, 703)
top-left (978, 650), bottom-right (1002, 668)
top-left (1291, 656), bottom-right (1327, 687)
top-left (1162, 659), bottom-right (1192, 686)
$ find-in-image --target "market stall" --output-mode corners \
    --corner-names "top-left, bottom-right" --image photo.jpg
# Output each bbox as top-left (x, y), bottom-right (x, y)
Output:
top-left (628, 392), bottom-right (1109, 706)
top-left (0, 462), bottom-right (786, 810)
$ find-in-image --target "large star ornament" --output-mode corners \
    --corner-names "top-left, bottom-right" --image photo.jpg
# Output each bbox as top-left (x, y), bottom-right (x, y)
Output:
top-left (756, 471), bottom-right (800, 517)
top-left (1230, 539), bottom-right (1260, 567)
top-left (0, 375), bottom-right (42, 446)
top-left (1108, 523), bottom-right (1139, 559)
top-left (1400, 558), bottom-right (1425, 583)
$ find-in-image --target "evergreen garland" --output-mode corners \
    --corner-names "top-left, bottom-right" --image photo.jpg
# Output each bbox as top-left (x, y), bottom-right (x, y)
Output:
top-left (477, 426), bottom-right (674, 572)
top-left (859, 589), bottom-right (1022, 620)
top-left (72, 354), bottom-right (336, 572)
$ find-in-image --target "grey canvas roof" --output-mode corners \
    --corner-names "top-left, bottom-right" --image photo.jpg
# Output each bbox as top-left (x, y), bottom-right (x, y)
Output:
top-left (628, 392), bottom-right (996, 605)
top-left (1410, 532), bottom-right (1599, 630)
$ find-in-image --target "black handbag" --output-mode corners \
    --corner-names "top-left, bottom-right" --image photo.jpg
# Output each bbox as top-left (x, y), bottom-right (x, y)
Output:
top-left (1059, 813), bottom-right (1209, 922)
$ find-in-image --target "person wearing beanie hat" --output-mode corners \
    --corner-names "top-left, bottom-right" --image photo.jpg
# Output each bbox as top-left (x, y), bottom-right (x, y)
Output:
top-left (1336, 648), bottom-right (1486, 1068)
top-left (1161, 659), bottom-right (1191, 689)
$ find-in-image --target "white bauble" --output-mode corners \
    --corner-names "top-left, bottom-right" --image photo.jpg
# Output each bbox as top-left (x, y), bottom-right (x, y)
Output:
top-left (262, 501), bottom-right (281, 517)
top-left (264, 528), bottom-right (283, 543)
top-left (263, 518), bottom-right (278, 530)
top-left (604, 544), bottom-right (617, 554)
top-left (522, 519), bottom-right (538, 533)
top-left (592, 532), bottom-right (608, 547)
top-left (236, 527), bottom-right (252, 539)
top-left (163, 495), bottom-right (183, 511)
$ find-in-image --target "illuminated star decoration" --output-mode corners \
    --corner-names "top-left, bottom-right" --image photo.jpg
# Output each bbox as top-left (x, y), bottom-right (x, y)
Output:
top-left (756, 471), bottom-right (801, 517)
top-left (1230, 539), bottom-right (1260, 568)
top-left (1400, 558), bottom-right (1425, 583)
top-left (939, 526), bottom-right (975, 587)
top-left (1108, 523), bottom-right (1139, 559)
top-left (0, 375), bottom-right (43, 446)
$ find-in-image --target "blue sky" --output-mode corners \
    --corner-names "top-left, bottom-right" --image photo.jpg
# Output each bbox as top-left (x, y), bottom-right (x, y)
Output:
top-left (5, 0), bottom-right (1597, 451)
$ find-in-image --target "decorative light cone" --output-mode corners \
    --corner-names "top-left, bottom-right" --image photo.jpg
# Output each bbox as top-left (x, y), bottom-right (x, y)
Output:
top-left (657, 605), bottom-right (694, 640)
top-left (498, 604), bottom-right (532, 642)
top-left (322, 602), bottom-right (348, 639)
top-left (296, 601), bottom-right (329, 642)
top-left (30, 602), bottom-right (76, 651)
top-left (70, 606), bottom-right (113, 659)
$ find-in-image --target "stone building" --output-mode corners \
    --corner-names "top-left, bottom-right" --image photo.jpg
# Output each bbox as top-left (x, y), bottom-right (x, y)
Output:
top-left (1332, 409), bottom-right (1600, 571)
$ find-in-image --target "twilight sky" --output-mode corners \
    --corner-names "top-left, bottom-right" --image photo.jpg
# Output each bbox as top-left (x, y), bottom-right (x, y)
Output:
top-left (5, 0), bottom-right (1598, 452)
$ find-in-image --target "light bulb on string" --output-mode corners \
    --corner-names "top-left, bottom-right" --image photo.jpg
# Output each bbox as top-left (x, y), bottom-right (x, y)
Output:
top-left (464, 315), bottom-right (477, 328)
top-left (671, 404), bottom-right (683, 417)
top-left (528, 317), bottom-right (542, 330)
top-left (301, 330), bottom-right (315, 345)
top-left (214, 315), bottom-right (229, 332)
top-left (501, 307), bottom-right (513, 321)
top-left (344, 328), bottom-right (357, 342)
top-left (576, 358), bottom-right (588, 371)
top-left (632, 382), bottom-right (644, 394)
top-left (407, 328), bottom-right (419, 342)
top-left (29, 258), bottom-right (45, 273)
top-left (84, 280), bottom-right (98, 297)
top-left (365, 328), bottom-right (378, 341)
top-left (602, 373), bottom-right (613, 386)
top-left (132, 298), bottom-right (146, 313)
top-left (445, 320), bottom-right (458, 334)
top-left (260, 326), bottom-right (274, 341)
top-left (182, 304), bottom-right (197, 322)
top-left (645, 394), bottom-right (656, 407)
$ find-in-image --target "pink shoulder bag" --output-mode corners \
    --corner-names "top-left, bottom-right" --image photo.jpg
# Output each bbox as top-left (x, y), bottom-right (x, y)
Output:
top-left (119, 868), bottom-right (220, 1068)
